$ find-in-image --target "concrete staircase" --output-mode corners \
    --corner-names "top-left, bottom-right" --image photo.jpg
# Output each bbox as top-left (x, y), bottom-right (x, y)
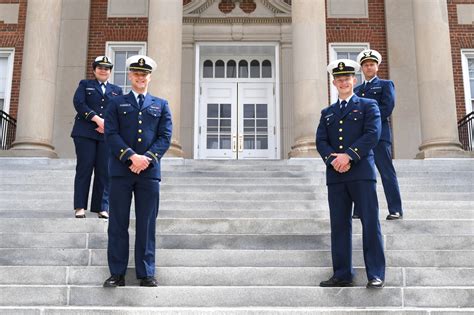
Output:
top-left (0, 157), bottom-right (473, 314)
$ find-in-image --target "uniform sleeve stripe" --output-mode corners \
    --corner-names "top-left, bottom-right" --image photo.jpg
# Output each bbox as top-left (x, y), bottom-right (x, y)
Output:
top-left (119, 148), bottom-right (132, 160)
top-left (349, 147), bottom-right (361, 160)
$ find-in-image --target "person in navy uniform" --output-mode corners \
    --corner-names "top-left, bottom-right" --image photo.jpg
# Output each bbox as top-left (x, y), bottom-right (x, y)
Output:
top-left (103, 55), bottom-right (172, 288)
top-left (354, 49), bottom-right (403, 220)
top-left (317, 59), bottom-right (385, 288)
top-left (71, 56), bottom-right (123, 219)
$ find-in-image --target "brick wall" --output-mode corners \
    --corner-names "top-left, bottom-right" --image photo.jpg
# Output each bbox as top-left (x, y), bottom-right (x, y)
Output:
top-left (218, 0), bottom-right (256, 14)
top-left (326, 0), bottom-right (389, 81)
top-left (448, 0), bottom-right (474, 120)
top-left (0, 0), bottom-right (26, 119)
top-left (87, 0), bottom-right (148, 80)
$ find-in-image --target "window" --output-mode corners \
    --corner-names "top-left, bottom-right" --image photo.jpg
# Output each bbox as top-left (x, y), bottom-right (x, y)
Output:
top-left (328, 43), bottom-right (369, 103)
top-left (0, 49), bottom-right (14, 114)
top-left (461, 50), bottom-right (474, 114)
top-left (106, 42), bottom-right (146, 93)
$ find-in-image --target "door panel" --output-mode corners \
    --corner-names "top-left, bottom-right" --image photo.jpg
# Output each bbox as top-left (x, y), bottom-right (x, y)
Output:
top-left (199, 82), bottom-right (275, 159)
top-left (238, 83), bottom-right (275, 159)
top-left (199, 83), bottom-right (237, 159)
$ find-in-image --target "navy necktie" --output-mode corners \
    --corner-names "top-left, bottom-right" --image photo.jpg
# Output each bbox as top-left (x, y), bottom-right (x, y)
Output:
top-left (138, 94), bottom-right (144, 110)
top-left (340, 100), bottom-right (347, 110)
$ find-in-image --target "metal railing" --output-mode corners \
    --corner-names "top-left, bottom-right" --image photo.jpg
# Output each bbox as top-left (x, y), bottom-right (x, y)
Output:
top-left (458, 111), bottom-right (473, 151)
top-left (0, 110), bottom-right (16, 150)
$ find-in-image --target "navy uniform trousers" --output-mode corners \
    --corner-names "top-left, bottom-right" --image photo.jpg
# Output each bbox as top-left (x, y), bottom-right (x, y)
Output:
top-left (107, 175), bottom-right (160, 278)
top-left (73, 137), bottom-right (109, 212)
top-left (355, 77), bottom-right (402, 215)
top-left (328, 181), bottom-right (385, 281)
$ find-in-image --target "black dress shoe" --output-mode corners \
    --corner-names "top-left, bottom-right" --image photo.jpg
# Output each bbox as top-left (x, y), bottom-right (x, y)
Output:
top-left (140, 276), bottom-right (158, 287)
top-left (320, 276), bottom-right (353, 287)
top-left (352, 214), bottom-right (360, 219)
top-left (386, 212), bottom-right (403, 220)
top-left (103, 275), bottom-right (125, 287)
top-left (366, 278), bottom-right (384, 288)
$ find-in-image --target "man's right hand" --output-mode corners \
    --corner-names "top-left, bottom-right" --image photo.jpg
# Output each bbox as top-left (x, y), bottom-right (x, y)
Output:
top-left (129, 154), bottom-right (152, 174)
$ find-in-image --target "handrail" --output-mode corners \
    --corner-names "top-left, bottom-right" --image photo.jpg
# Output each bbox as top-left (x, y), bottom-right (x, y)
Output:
top-left (0, 110), bottom-right (17, 150)
top-left (458, 111), bottom-right (473, 151)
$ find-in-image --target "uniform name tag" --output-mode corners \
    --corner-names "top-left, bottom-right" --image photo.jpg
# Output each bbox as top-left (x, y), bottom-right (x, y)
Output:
top-left (119, 104), bottom-right (131, 107)
top-left (370, 87), bottom-right (381, 90)
top-left (86, 88), bottom-right (95, 90)
top-left (324, 113), bottom-right (334, 118)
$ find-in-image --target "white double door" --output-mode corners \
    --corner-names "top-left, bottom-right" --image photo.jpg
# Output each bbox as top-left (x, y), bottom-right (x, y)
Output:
top-left (198, 82), bottom-right (276, 159)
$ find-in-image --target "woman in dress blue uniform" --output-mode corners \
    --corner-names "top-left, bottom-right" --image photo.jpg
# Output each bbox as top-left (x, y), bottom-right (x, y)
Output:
top-left (71, 56), bottom-right (123, 218)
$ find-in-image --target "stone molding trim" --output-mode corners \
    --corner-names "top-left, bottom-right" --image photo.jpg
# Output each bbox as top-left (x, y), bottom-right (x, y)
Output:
top-left (0, 4), bottom-right (19, 24)
top-left (183, 0), bottom-right (291, 20)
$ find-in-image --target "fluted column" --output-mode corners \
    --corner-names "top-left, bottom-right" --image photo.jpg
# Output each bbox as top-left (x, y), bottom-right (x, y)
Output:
top-left (289, 0), bottom-right (328, 158)
top-left (147, 0), bottom-right (183, 157)
top-left (413, 0), bottom-right (463, 158)
top-left (10, 0), bottom-right (62, 157)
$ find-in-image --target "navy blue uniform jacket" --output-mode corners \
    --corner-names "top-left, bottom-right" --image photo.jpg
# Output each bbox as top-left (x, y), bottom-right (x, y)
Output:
top-left (105, 91), bottom-right (172, 180)
top-left (354, 77), bottom-right (394, 142)
top-left (316, 95), bottom-right (381, 185)
top-left (71, 80), bottom-right (123, 140)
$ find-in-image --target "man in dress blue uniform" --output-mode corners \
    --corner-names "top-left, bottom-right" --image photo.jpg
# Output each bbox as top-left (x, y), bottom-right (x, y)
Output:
top-left (354, 49), bottom-right (403, 220)
top-left (71, 56), bottom-right (123, 219)
top-left (103, 55), bottom-right (172, 287)
top-left (317, 59), bottom-right (385, 288)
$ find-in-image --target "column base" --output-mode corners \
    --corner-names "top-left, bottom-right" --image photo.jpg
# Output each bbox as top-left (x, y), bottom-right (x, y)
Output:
top-left (288, 137), bottom-right (318, 158)
top-left (165, 140), bottom-right (184, 158)
top-left (415, 139), bottom-right (473, 158)
top-left (3, 141), bottom-right (58, 158)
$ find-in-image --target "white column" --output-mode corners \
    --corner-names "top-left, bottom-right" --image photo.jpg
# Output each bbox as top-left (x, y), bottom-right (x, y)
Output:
top-left (147, 0), bottom-right (183, 157)
top-left (289, 0), bottom-right (328, 158)
top-left (413, 0), bottom-right (463, 158)
top-left (10, 0), bottom-right (62, 157)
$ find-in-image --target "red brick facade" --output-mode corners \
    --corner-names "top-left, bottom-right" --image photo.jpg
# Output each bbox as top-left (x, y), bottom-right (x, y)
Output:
top-left (87, 0), bottom-right (148, 80)
top-left (448, 0), bottom-right (474, 120)
top-left (326, 0), bottom-right (389, 80)
top-left (0, 0), bottom-right (26, 119)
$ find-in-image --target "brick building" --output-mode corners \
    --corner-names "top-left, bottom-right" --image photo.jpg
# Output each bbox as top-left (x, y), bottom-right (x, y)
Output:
top-left (0, 0), bottom-right (473, 159)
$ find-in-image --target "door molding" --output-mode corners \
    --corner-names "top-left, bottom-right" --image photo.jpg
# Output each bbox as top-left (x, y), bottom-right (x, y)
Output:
top-left (193, 42), bottom-right (280, 159)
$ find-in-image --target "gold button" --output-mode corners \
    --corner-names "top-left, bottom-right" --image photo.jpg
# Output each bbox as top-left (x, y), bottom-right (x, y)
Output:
top-left (339, 145), bottom-right (343, 149)
top-left (339, 128), bottom-right (343, 132)
top-left (101, 98), bottom-right (105, 101)
top-left (101, 106), bottom-right (104, 109)
top-left (339, 137), bottom-right (343, 140)
top-left (138, 129), bottom-right (142, 133)
top-left (362, 93), bottom-right (365, 96)
top-left (139, 120), bottom-right (142, 124)
top-left (139, 112), bottom-right (142, 115)
top-left (355, 148), bottom-right (358, 152)
top-left (339, 120), bottom-right (343, 124)
top-left (138, 138), bottom-right (142, 142)
top-left (155, 153), bottom-right (159, 156)
top-left (123, 112), bottom-right (126, 114)
top-left (354, 118), bottom-right (357, 121)
top-left (99, 113), bottom-right (103, 116)
top-left (120, 149), bottom-right (124, 153)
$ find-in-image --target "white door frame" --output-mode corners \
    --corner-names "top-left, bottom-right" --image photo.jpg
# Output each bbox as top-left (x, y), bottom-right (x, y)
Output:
top-left (0, 48), bottom-right (15, 114)
top-left (193, 42), bottom-right (280, 159)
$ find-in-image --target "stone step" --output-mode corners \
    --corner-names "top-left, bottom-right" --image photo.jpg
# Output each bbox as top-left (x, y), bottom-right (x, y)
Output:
top-left (1, 208), bottom-right (472, 219)
top-left (1, 232), bottom-right (472, 251)
top-left (1, 248), bottom-right (473, 267)
top-left (2, 191), bottom-right (473, 201)
top-left (1, 285), bottom-right (473, 308)
top-left (0, 266), bottom-right (472, 287)
top-left (0, 218), bottom-right (472, 236)
top-left (1, 183), bottom-right (472, 193)
top-left (1, 307), bottom-right (472, 315)
top-left (0, 199), bottom-right (472, 211)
